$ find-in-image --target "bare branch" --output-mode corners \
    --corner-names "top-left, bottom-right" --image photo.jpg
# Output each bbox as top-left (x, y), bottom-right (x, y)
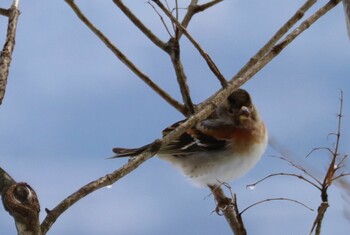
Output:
top-left (229, 0), bottom-right (342, 86)
top-left (322, 90), bottom-right (343, 187)
top-left (168, 39), bottom-right (195, 115)
top-left (247, 172), bottom-right (322, 191)
top-left (240, 197), bottom-right (314, 215)
top-left (306, 147), bottom-right (334, 158)
top-left (271, 155), bottom-right (323, 186)
top-left (310, 202), bottom-right (329, 235)
top-left (310, 91), bottom-right (345, 234)
top-left (196, 0), bottom-right (224, 12)
top-left (199, 0), bottom-right (341, 111)
top-left (332, 173), bottom-right (350, 182)
top-left (179, 0), bottom-right (223, 39)
top-left (64, 0), bottom-right (186, 114)
top-left (236, 0), bottom-right (317, 79)
top-left (113, 0), bottom-right (169, 50)
top-left (152, 0), bottom-right (228, 88)
top-left (147, 1), bottom-right (174, 38)
top-left (209, 185), bottom-right (246, 235)
top-left (0, 3), bottom-right (20, 105)
top-left (41, 140), bottom-right (162, 234)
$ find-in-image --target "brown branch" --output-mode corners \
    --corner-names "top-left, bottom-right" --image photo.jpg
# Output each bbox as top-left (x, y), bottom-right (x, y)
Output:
top-left (196, 0), bottom-right (224, 12)
top-left (41, 140), bottom-right (162, 234)
top-left (209, 185), bottom-right (246, 235)
top-left (168, 38), bottom-right (195, 115)
top-left (240, 197), bottom-right (314, 215)
top-left (0, 168), bottom-right (41, 235)
top-left (64, 0), bottom-right (186, 115)
top-left (310, 202), bottom-right (329, 235)
top-left (0, 3), bottom-right (20, 105)
top-left (247, 172), bottom-right (322, 191)
top-left (230, 0), bottom-right (341, 87)
top-left (113, 0), bottom-right (195, 115)
top-left (323, 90), bottom-right (343, 186)
top-left (179, 0), bottom-right (223, 39)
top-left (310, 90), bottom-right (344, 235)
top-left (147, 1), bottom-right (174, 37)
top-left (152, 0), bottom-right (228, 88)
top-left (271, 155), bottom-right (323, 186)
top-left (113, 0), bottom-right (168, 50)
top-left (236, 0), bottom-right (317, 79)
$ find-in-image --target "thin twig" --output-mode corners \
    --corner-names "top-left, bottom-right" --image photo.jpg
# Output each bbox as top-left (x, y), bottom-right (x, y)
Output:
top-left (240, 197), bottom-right (314, 215)
top-left (113, 0), bottom-right (170, 47)
top-left (232, 0), bottom-right (341, 83)
top-left (323, 90), bottom-right (343, 186)
top-left (247, 172), bottom-right (322, 191)
top-left (0, 3), bottom-right (20, 105)
top-left (179, 0), bottom-right (223, 39)
top-left (332, 173), bottom-right (350, 182)
top-left (271, 155), bottom-right (323, 186)
top-left (64, 0), bottom-right (186, 114)
top-left (310, 90), bottom-right (345, 235)
top-left (168, 38), bottom-right (195, 115)
top-left (152, 0), bottom-right (228, 88)
top-left (306, 147), bottom-right (334, 158)
top-left (147, 1), bottom-right (174, 38)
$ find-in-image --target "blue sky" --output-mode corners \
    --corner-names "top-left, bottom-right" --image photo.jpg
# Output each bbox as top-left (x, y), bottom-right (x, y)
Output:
top-left (1, 0), bottom-right (350, 234)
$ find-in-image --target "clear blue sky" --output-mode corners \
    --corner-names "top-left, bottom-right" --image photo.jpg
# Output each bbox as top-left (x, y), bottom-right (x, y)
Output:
top-left (1, 0), bottom-right (350, 234)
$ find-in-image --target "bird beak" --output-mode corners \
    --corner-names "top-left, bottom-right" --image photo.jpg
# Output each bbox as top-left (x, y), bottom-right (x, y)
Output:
top-left (239, 106), bottom-right (250, 119)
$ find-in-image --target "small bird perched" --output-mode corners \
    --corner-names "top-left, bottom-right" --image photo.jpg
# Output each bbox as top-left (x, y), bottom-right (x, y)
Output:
top-left (112, 89), bottom-right (267, 187)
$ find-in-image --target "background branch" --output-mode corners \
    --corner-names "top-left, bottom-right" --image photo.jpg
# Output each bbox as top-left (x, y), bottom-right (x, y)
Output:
top-left (113, 0), bottom-right (168, 50)
top-left (64, 0), bottom-right (186, 115)
top-left (0, 3), bottom-right (20, 105)
top-left (152, 0), bottom-right (228, 88)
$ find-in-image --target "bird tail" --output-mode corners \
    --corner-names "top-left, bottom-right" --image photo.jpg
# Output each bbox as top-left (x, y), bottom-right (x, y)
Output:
top-left (111, 144), bottom-right (152, 158)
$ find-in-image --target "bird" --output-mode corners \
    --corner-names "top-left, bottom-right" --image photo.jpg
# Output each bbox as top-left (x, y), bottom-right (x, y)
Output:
top-left (112, 89), bottom-right (267, 188)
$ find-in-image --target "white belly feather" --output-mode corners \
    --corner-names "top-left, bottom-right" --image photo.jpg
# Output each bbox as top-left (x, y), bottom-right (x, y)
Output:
top-left (159, 135), bottom-right (267, 187)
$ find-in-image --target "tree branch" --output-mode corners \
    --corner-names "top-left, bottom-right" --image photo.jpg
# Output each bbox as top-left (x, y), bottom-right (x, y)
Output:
top-left (0, 3), bottom-right (20, 105)
top-left (112, 0), bottom-right (168, 51)
top-left (209, 185), bottom-right (246, 235)
top-left (168, 38), bottom-right (195, 115)
top-left (179, 0), bottom-right (223, 39)
top-left (235, 0), bottom-right (317, 79)
top-left (228, 0), bottom-right (341, 86)
top-left (64, 0), bottom-right (186, 115)
top-left (152, 0), bottom-right (228, 88)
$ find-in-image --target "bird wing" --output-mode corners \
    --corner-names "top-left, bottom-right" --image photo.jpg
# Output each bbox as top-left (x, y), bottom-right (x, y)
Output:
top-left (159, 119), bottom-right (227, 156)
